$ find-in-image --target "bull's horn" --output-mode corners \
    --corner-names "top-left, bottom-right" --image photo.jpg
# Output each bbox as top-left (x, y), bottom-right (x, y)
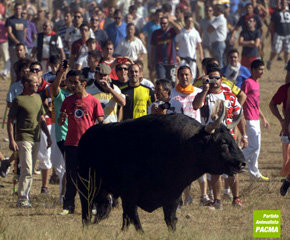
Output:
top-left (205, 101), bottom-right (226, 134)
top-left (227, 109), bottom-right (243, 129)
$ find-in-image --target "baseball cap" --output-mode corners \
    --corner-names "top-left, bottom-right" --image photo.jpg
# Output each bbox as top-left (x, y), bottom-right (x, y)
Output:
top-left (96, 63), bottom-right (112, 75)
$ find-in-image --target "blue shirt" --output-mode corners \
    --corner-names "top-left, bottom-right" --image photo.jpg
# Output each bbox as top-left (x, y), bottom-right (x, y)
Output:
top-left (6, 81), bottom-right (23, 103)
top-left (221, 65), bottom-right (251, 88)
top-left (142, 20), bottom-right (160, 52)
top-left (105, 22), bottom-right (127, 48)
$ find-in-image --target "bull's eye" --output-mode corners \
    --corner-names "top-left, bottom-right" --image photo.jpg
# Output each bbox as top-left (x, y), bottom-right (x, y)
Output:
top-left (221, 143), bottom-right (229, 153)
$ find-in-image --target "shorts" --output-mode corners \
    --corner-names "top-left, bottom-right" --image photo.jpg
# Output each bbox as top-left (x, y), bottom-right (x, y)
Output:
top-left (272, 33), bottom-right (290, 54)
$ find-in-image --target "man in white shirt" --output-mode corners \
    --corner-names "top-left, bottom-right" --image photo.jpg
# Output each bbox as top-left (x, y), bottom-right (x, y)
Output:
top-left (208, 4), bottom-right (227, 68)
top-left (176, 15), bottom-right (204, 80)
top-left (114, 23), bottom-right (147, 62)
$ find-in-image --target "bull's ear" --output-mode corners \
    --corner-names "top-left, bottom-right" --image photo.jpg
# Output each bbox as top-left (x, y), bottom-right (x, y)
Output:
top-left (205, 101), bottom-right (226, 134)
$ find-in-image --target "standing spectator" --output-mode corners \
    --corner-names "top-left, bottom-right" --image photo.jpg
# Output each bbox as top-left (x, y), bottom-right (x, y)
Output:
top-left (171, 65), bottom-right (209, 205)
top-left (52, 9), bottom-right (64, 32)
top-left (21, 9), bottom-right (37, 57)
top-left (7, 73), bottom-right (52, 207)
top-left (266, 0), bottom-right (290, 70)
top-left (242, 59), bottom-right (270, 181)
top-left (58, 70), bottom-right (104, 215)
top-left (192, 66), bottom-right (248, 209)
top-left (32, 20), bottom-right (65, 72)
top-left (175, 14), bottom-right (204, 80)
top-left (150, 16), bottom-right (181, 84)
top-left (105, 9), bottom-right (127, 48)
top-left (87, 63), bottom-right (126, 123)
top-left (112, 58), bottom-right (131, 89)
top-left (103, 6), bottom-right (115, 29)
top-left (239, 16), bottom-right (261, 69)
top-left (58, 11), bottom-right (73, 59)
top-left (224, 3), bottom-right (238, 59)
top-left (221, 49), bottom-right (251, 88)
top-left (76, 38), bottom-right (99, 70)
top-left (0, 13), bottom-right (10, 79)
top-left (5, 3), bottom-right (27, 80)
top-left (65, 11), bottom-right (95, 54)
top-left (149, 79), bottom-right (183, 115)
top-left (90, 15), bottom-right (108, 48)
top-left (231, 3), bottom-right (263, 44)
top-left (269, 65), bottom-right (290, 195)
top-left (200, 5), bottom-right (215, 58)
top-left (174, 6), bottom-right (185, 29)
top-left (208, 4), bottom-right (227, 68)
top-left (32, 8), bottom-right (46, 33)
top-left (128, 5), bottom-right (145, 32)
top-left (122, 64), bottom-right (154, 120)
top-left (114, 23), bottom-right (147, 62)
top-left (69, 23), bottom-right (100, 69)
top-left (140, 9), bottom-right (162, 83)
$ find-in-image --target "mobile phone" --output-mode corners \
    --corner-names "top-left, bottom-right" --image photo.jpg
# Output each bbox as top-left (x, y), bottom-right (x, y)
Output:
top-left (63, 60), bottom-right (68, 68)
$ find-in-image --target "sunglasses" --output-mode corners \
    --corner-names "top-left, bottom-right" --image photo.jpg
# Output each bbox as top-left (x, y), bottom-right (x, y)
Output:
top-left (74, 15), bottom-right (82, 19)
top-left (210, 76), bottom-right (221, 80)
top-left (91, 18), bottom-right (99, 21)
top-left (30, 68), bottom-right (41, 73)
top-left (116, 67), bottom-right (128, 71)
top-left (114, 17), bottom-right (121, 20)
top-left (160, 22), bottom-right (168, 25)
top-left (80, 28), bottom-right (89, 32)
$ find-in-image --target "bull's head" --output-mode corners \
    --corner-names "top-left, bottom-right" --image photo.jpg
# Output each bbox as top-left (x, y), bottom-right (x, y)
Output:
top-left (194, 103), bottom-right (246, 176)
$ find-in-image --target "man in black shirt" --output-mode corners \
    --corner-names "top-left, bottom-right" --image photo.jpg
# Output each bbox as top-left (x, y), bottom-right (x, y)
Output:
top-left (266, 0), bottom-right (290, 70)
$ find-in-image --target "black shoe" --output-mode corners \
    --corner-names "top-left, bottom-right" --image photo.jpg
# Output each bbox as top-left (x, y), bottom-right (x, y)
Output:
top-left (280, 179), bottom-right (290, 196)
top-left (41, 186), bottom-right (49, 194)
top-left (0, 159), bottom-right (10, 178)
top-left (49, 174), bottom-right (60, 184)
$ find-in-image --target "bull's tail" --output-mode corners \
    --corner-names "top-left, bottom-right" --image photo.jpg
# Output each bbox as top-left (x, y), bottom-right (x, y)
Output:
top-left (74, 167), bottom-right (102, 224)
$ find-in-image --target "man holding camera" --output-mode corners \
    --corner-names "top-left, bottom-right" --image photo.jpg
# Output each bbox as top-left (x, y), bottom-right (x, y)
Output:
top-left (149, 79), bottom-right (183, 115)
top-left (193, 66), bottom-right (248, 210)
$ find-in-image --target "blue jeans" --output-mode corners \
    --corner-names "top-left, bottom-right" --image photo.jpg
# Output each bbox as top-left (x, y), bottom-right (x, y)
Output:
top-left (211, 41), bottom-right (226, 68)
top-left (156, 64), bottom-right (176, 84)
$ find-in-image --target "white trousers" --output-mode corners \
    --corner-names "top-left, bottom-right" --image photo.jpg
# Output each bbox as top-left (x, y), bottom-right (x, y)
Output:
top-left (243, 120), bottom-right (261, 178)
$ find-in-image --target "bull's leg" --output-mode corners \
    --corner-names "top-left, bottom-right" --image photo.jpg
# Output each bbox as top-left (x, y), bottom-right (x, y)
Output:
top-left (121, 199), bottom-right (143, 232)
top-left (77, 166), bottom-right (91, 225)
top-left (162, 197), bottom-right (180, 231)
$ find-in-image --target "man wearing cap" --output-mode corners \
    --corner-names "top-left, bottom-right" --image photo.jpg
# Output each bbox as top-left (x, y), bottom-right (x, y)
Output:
top-left (86, 63), bottom-right (126, 123)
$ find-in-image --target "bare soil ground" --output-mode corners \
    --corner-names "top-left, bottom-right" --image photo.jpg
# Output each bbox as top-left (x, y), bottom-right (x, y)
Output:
top-left (0, 37), bottom-right (289, 240)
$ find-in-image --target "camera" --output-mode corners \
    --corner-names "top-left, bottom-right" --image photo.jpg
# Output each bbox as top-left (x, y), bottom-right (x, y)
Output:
top-left (205, 78), bottom-right (217, 84)
top-left (159, 102), bottom-right (171, 110)
top-left (63, 60), bottom-right (68, 69)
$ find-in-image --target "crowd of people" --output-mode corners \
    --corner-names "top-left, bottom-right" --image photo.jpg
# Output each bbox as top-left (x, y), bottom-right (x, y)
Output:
top-left (0, 0), bottom-right (289, 214)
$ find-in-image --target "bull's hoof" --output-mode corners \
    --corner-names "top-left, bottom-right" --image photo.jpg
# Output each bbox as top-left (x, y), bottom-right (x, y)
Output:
top-left (82, 218), bottom-right (90, 226)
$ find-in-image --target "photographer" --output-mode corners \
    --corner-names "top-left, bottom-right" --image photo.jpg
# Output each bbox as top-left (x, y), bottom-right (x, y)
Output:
top-left (192, 66), bottom-right (248, 210)
top-left (149, 79), bottom-right (182, 115)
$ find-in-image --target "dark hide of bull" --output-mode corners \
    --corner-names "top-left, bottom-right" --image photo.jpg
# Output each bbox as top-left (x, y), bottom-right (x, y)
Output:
top-left (77, 113), bottom-right (245, 231)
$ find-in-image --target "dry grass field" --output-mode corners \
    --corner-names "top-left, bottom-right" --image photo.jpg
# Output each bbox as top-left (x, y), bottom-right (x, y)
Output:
top-left (0, 36), bottom-right (289, 240)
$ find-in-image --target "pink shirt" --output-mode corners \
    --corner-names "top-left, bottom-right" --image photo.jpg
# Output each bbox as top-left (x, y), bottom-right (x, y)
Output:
top-left (60, 94), bottom-right (104, 146)
top-left (0, 21), bottom-right (8, 43)
top-left (241, 77), bottom-right (260, 120)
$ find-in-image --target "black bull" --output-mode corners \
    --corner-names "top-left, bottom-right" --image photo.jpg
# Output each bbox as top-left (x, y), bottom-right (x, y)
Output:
top-left (77, 113), bottom-right (246, 231)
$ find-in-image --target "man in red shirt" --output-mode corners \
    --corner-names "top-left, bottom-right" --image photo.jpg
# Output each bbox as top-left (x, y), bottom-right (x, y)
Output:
top-left (58, 70), bottom-right (104, 215)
